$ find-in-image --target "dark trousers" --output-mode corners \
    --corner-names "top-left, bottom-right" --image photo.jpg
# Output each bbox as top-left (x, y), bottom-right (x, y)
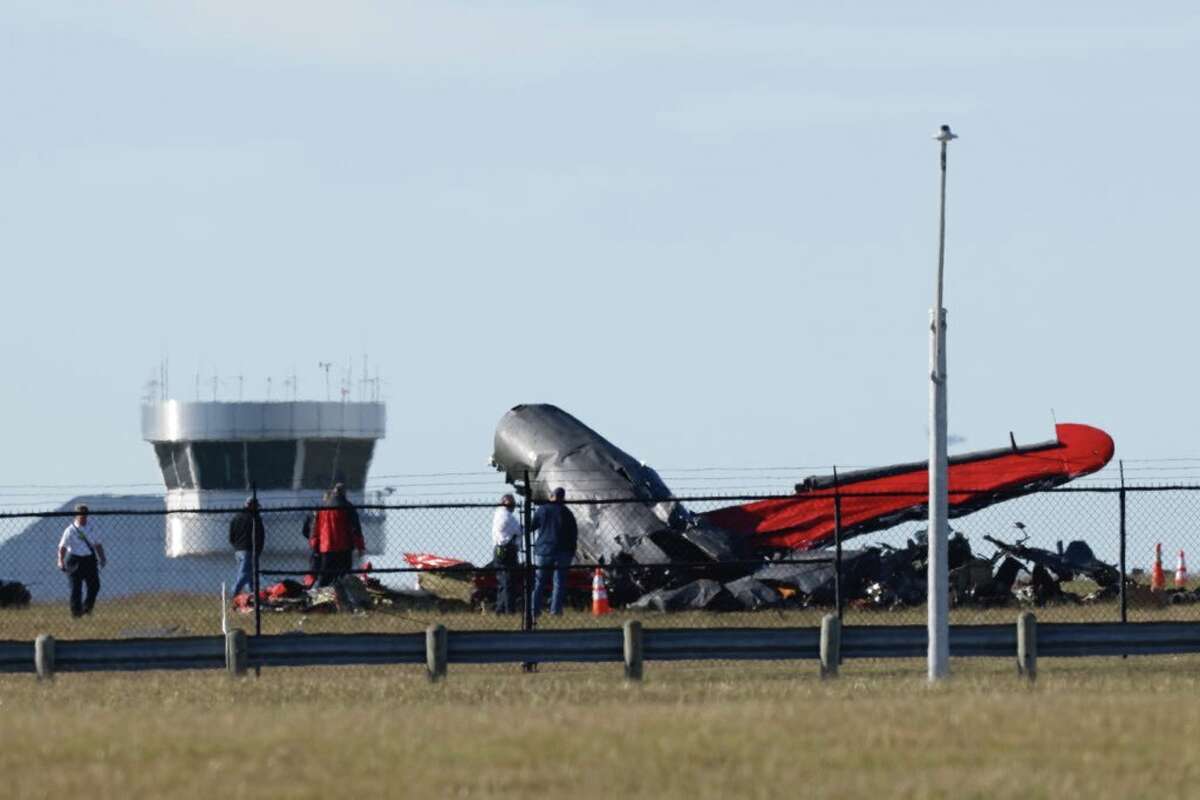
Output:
top-left (493, 543), bottom-right (518, 613)
top-left (65, 554), bottom-right (100, 617)
top-left (316, 550), bottom-right (353, 587)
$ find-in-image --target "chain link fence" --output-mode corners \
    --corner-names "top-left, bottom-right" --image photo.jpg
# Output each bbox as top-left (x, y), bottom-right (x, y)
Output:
top-left (2, 486), bottom-right (1198, 642)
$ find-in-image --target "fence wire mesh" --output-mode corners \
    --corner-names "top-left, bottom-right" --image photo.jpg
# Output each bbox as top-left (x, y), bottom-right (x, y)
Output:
top-left (2, 486), bottom-right (1199, 644)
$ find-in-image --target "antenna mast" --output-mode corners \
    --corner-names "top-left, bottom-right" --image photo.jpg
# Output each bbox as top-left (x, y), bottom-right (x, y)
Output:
top-left (318, 362), bottom-right (332, 401)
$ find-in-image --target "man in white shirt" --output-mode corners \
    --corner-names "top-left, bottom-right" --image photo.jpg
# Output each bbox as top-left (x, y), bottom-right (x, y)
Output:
top-left (57, 504), bottom-right (107, 618)
top-left (491, 493), bottom-right (522, 613)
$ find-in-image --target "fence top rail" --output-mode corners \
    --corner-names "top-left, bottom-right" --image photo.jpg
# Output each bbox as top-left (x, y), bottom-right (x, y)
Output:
top-left (3, 483), bottom-right (1198, 519)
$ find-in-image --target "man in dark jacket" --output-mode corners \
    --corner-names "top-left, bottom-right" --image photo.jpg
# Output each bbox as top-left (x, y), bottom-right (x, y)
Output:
top-left (229, 497), bottom-right (265, 597)
top-left (310, 483), bottom-right (365, 587)
top-left (529, 487), bottom-right (578, 616)
top-left (300, 490), bottom-right (330, 587)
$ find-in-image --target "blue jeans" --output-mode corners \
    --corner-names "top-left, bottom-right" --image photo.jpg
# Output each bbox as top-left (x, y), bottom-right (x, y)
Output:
top-left (232, 550), bottom-right (254, 596)
top-left (531, 552), bottom-right (573, 616)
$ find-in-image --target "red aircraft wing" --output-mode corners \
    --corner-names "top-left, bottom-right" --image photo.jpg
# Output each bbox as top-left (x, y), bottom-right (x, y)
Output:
top-left (700, 423), bottom-right (1114, 551)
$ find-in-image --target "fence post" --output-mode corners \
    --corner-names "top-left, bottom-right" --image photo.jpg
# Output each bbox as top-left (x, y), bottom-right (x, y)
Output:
top-left (833, 467), bottom-right (843, 623)
top-left (521, 471), bottom-right (537, 673)
top-left (426, 624), bottom-right (448, 681)
top-left (251, 482), bottom-right (262, 640)
top-left (225, 629), bottom-right (248, 677)
top-left (1118, 461), bottom-right (1127, 625)
top-left (251, 483), bottom-right (263, 678)
top-left (820, 614), bottom-right (840, 679)
top-left (34, 634), bottom-right (55, 680)
top-left (623, 620), bottom-right (643, 681)
top-left (1016, 612), bottom-right (1037, 682)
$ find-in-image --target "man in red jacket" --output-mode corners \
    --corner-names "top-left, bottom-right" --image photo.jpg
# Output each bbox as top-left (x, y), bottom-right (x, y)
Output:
top-left (309, 483), bottom-right (365, 587)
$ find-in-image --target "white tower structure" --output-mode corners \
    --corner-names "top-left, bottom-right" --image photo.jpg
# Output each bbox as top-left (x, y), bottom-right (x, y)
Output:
top-left (142, 400), bottom-right (386, 557)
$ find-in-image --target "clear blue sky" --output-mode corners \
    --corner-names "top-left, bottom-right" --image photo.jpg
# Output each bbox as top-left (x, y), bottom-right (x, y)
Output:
top-left (3, 2), bottom-right (1198, 502)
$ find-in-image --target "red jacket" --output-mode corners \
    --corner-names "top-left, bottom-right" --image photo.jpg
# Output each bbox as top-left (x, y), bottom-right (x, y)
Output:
top-left (310, 505), bottom-right (365, 553)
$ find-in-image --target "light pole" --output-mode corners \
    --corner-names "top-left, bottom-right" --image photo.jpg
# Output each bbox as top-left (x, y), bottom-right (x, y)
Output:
top-left (928, 123), bottom-right (956, 681)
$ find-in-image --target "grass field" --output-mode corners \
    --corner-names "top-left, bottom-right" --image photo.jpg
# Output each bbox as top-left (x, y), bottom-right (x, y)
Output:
top-left (2, 656), bottom-right (1199, 799)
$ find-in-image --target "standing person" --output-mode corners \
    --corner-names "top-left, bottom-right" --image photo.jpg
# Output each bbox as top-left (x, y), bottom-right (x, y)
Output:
top-left (529, 487), bottom-right (578, 616)
top-left (228, 497), bottom-right (265, 597)
top-left (491, 493), bottom-right (522, 613)
top-left (300, 491), bottom-right (330, 586)
top-left (309, 483), bottom-right (365, 587)
top-left (56, 504), bottom-right (107, 618)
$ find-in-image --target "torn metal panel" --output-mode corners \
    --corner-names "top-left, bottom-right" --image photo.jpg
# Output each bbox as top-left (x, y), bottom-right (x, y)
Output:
top-left (629, 579), bottom-right (740, 612)
top-left (722, 576), bottom-right (781, 610)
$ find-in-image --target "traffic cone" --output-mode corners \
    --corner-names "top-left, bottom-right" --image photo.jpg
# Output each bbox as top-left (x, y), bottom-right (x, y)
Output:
top-left (591, 568), bottom-right (611, 616)
top-left (1151, 543), bottom-right (1166, 592)
top-left (1175, 550), bottom-right (1188, 588)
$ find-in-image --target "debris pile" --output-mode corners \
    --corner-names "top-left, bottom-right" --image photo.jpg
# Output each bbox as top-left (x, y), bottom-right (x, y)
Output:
top-left (232, 567), bottom-right (468, 615)
top-left (426, 526), bottom-right (1136, 613)
top-left (0, 579), bottom-right (31, 608)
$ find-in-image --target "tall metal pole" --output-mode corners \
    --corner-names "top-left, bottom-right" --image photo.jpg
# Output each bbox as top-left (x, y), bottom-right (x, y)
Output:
top-left (928, 124), bottom-right (956, 682)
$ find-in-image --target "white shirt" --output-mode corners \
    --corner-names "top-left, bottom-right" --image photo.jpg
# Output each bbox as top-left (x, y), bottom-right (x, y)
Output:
top-left (59, 521), bottom-right (102, 557)
top-left (491, 507), bottom-right (522, 547)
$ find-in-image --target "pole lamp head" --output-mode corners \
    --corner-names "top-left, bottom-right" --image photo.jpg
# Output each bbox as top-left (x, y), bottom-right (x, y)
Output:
top-left (934, 124), bottom-right (958, 143)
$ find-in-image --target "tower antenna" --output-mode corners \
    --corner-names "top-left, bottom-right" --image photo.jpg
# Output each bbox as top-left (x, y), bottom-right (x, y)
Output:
top-left (318, 362), bottom-right (333, 401)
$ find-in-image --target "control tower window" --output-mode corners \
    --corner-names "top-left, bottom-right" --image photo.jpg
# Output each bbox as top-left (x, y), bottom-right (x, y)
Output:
top-left (154, 443), bottom-right (194, 490)
top-left (193, 442), bottom-right (247, 490)
top-left (246, 441), bottom-right (297, 490)
top-left (301, 439), bottom-right (374, 491)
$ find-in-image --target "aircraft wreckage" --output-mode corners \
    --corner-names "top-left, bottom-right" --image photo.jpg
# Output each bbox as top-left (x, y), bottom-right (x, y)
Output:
top-left (408, 403), bottom-right (1117, 612)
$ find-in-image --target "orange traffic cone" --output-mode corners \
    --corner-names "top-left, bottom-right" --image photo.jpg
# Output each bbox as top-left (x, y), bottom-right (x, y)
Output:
top-left (591, 568), bottom-right (611, 616)
top-left (1151, 543), bottom-right (1166, 592)
top-left (1175, 550), bottom-right (1188, 588)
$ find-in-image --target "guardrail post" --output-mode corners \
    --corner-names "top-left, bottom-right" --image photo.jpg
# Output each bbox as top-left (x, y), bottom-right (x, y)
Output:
top-left (623, 620), bottom-right (643, 681)
top-left (426, 624), bottom-right (448, 681)
top-left (225, 629), bottom-right (248, 677)
top-left (34, 634), bottom-right (55, 680)
top-left (820, 614), bottom-right (840, 679)
top-left (1017, 612), bottom-right (1037, 682)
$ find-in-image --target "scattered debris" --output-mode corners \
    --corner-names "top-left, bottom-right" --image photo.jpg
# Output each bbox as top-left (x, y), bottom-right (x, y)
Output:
top-left (0, 579), bottom-right (31, 608)
top-left (232, 570), bottom-right (471, 616)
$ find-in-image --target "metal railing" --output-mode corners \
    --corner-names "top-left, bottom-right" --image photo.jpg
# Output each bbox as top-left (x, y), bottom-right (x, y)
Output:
top-left (14, 617), bottom-right (1200, 679)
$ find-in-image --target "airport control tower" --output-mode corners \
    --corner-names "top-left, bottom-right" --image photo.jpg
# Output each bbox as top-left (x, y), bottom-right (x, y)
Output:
top-left (141, 400), bottom-right (386, 557)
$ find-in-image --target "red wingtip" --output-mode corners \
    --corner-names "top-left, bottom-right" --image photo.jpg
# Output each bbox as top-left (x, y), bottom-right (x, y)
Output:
top-left (1054, 423), bottom-right (1115, 477)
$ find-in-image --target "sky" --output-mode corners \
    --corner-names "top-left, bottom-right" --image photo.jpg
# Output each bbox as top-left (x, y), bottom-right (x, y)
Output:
top-left (2, 2), bottom-right (1199, 505)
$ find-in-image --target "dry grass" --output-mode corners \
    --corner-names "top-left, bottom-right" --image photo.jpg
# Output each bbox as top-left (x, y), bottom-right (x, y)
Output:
top-left (2, 656), bottom-right (1199, 799)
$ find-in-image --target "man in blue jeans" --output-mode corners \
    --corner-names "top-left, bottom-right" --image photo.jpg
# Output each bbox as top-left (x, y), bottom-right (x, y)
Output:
top-left (228, 497), bottom-right (265, 597)
top-left (530, 487), bottom-right (578, 616)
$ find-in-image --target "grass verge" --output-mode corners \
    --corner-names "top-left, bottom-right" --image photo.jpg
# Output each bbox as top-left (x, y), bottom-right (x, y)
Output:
top-left (2, 656), bottom-right (1199, 799)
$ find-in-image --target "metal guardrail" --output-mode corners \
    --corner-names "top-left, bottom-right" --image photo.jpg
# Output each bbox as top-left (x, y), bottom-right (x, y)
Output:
top-left (1038, 621), bottom-right (1200, 657)
top-left (841, 624), bottom-right (1018, 659)
top-left (12, 619), bottom-right (1200, 679)
top-left (0, 640), bottom-right (32, 673)
top-left (448, 629), bottom-right (623, 663)
top-left (247, 632), bottom-right (425, 667)
top-left (643, 627), bottom-right (821, 661)
top-left (56, 636), bottom-right (225, 672)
